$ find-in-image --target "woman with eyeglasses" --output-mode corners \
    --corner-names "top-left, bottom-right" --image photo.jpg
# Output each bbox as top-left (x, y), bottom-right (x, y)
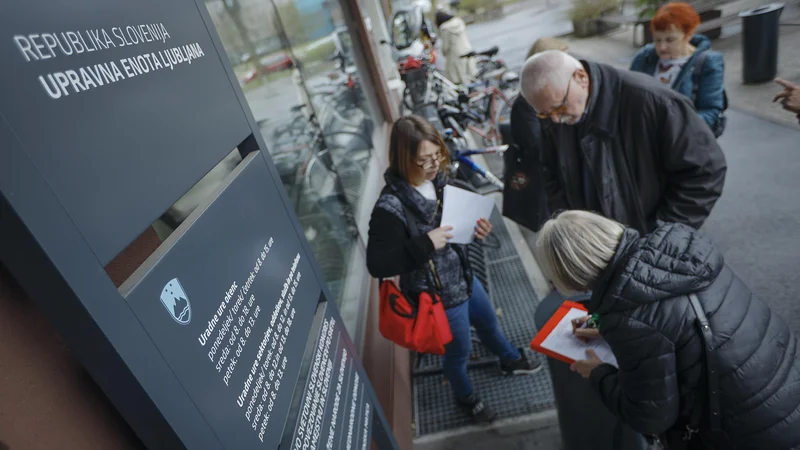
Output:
top-left (366, 115), bottom-right (541, 423)
top-left (630, 2), bottom-right (727, 137)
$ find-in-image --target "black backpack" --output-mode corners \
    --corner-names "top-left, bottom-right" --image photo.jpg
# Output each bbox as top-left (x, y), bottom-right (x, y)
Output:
top-left (692, 50), bottom-right (727, 138)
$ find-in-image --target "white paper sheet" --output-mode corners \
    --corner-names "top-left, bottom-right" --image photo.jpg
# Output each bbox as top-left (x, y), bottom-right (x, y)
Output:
top-left (441, 185), bottom-right (496, 245)
top-left (540, 307), bottom-right (618, 368)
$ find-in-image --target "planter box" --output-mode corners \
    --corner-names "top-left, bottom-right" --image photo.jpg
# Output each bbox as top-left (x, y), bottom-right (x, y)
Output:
top-left (573, 19), bottom-right (599, 37)
top-left (573, 17), bottom-right (620, 38)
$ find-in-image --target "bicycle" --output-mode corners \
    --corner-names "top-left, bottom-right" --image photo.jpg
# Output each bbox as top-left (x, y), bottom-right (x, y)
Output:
top-left (463, 82), bottom-right (514, 147)
top-left (460, 46), bottom-right (519, 97)
top-left (447, 139), bottom-right (508, 191)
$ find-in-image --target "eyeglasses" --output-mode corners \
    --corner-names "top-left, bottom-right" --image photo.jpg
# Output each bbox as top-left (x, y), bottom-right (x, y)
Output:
top-left (415, 152), bottom-right (443, 169)
top-left (536, 77), bottom-right (571, 120)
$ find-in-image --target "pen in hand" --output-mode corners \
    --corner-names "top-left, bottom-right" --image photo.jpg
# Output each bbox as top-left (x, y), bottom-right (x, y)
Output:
top-left (572, 314), bottom-right (600, 342)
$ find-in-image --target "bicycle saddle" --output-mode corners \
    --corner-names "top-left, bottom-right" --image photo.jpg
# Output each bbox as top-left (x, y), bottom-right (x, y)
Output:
top-left (478, 46), bottom-right (499, 57)
top-left (460, 46), bottom-right (499, 59)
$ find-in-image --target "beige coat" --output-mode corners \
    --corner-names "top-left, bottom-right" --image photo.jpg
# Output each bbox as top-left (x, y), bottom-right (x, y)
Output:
top-left (438, 17), bottom-right (477, 85)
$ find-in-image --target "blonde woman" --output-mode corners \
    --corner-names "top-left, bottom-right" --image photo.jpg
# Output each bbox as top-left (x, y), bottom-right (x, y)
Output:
top-left (535, 210), bottom-right (800, 449)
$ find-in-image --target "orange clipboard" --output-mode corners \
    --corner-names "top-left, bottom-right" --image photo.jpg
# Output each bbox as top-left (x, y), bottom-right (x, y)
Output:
top-left (529, 300), bottom-right (588, 365)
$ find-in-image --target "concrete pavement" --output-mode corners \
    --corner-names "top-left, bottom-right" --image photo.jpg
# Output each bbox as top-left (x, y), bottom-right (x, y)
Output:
top-left (562, 0), bottom-right (800, 129)
top-left (465, 0), bottom-right (573, 70)
top-left (704, 109), bottom-right (800, 332)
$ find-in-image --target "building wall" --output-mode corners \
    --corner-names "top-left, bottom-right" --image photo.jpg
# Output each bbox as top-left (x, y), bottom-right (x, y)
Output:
top-left (0, 229), bottom-right (162, 450)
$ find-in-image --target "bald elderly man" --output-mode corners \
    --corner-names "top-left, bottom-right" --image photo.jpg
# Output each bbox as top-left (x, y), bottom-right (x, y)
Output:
top-left (519, 50), bottom-right (726, 233)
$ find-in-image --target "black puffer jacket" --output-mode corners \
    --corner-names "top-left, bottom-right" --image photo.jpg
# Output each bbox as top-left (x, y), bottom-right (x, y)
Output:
top-left (588, 223), bottom-right (800, 449)
top-left (366, 170), bottom-right (473, 309)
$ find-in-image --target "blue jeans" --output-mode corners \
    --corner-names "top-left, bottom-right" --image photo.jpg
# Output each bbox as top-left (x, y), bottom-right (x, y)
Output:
top-left (443, 278), bottom-right (520, 400)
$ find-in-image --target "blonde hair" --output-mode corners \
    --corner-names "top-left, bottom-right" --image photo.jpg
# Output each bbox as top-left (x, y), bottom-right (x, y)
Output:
top-left (535, 210), bottom-right (625, 294)
top-left (526, 37), bottom-right (569, 60)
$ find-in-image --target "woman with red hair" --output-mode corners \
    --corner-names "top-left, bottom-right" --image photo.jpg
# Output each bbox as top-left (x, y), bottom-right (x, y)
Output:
top-left (630, 2), bottom-right (727, 137)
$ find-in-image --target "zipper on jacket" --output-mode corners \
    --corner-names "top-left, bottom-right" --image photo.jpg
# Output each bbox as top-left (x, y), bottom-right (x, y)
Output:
top-left (672, 54), bottom-right (698, 89)
top-left (428, 260), bottom-right (442, 291)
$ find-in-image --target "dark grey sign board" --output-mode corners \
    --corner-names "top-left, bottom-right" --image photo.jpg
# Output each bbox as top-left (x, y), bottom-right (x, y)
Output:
top-left (0, 0), bottom-right (399, 449)
top-left (0, 0), bottom-right (251, 265)
top-left (281, 302), bottom-right (376, 450)
top-left (121, 154), bottom-right (321, 449)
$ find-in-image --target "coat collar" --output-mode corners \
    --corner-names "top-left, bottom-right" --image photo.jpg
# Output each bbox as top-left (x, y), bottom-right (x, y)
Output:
top-left (587, 228), bottom-right (640, 314)
top-left (580, 61), bottom-right (620, 138)
top-left (383, 169), bottom-right (445, 224)
top-left (641, 34), bottom-right (713, 68)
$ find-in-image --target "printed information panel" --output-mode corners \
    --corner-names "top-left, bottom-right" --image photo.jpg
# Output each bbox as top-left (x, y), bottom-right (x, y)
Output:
top-left (0, 0), bottom-right (251, 263)
top-left (283, 302), bottom-right (374, 450)
top-left (124, 154), bottom-right (320, 449)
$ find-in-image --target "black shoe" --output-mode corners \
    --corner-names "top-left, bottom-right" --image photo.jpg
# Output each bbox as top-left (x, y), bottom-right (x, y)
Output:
top-left (500, 348), bottom-right (543, 375)
top-left (457, 394), bottom-right (496, 423)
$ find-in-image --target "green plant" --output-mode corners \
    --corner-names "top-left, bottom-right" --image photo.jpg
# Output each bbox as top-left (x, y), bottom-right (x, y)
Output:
top-left (635, 0), bottom-right (667, 19)
top-left (568, 0), bottom-right (620, 22)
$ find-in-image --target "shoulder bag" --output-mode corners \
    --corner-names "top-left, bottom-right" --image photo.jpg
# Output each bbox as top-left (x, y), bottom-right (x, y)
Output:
top-left (649, 293), bottom-right (721, 449)
top-left (378, 203), bottom-right (453, 355)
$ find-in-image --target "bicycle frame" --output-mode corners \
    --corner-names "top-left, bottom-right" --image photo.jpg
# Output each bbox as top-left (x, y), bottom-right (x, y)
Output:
top-left (465, 86), bottom-right (512, 146)
top-left (448, 143), bottom-right (508, 189)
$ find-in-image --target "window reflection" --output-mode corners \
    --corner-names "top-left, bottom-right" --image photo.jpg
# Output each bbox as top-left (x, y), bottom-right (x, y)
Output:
top-left (392, 12), bottom-right (414, 49)
top-left (205, 0), bottom-right (379, 337)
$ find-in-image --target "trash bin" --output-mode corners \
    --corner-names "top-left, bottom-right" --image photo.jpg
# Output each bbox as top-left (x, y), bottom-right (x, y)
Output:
top-left (534, 290), bottom-right (647, 450)
top-left (740, 3), bottom-right (784, 84)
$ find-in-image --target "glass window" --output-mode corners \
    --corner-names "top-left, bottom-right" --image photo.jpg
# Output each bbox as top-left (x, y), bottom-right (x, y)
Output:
top-left (205, 0), bottom-right (383, 342)
top-left (391, 11), bottom-right (414, 49)
top-left (358, 0), bottom-right (401, 87)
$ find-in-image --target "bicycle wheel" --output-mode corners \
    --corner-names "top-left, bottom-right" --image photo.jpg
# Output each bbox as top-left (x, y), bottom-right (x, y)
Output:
top-left (313, 131), bottom-right (372, 207)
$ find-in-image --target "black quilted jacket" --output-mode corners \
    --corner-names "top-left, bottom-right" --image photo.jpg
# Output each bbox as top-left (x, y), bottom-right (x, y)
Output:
top-left (588, 223), bottom-right (800, 449)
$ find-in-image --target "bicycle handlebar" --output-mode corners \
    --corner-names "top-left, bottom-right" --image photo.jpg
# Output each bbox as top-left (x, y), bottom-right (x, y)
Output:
top-left (454, 145), bottom-right (509, 157)
top-left (454, 154), bottom-right (504, 189)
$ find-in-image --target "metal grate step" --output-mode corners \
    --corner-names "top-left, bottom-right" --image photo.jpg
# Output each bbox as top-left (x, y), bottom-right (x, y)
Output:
top-left (413, 207), bottom-right (555, 436)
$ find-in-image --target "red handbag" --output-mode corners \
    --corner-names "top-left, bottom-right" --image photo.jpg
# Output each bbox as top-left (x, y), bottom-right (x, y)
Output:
top-left (377, 204), bottom-right (452, 355)
top-left (379, 276), bottom-right (452, 355)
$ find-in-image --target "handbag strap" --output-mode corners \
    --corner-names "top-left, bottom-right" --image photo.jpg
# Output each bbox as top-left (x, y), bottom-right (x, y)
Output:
top-left (402, 203), bottom-right (442, 296)
top-left (687, 293), bottom-right (721, 433)
top-left (691, 50), bottom-right (707, 103)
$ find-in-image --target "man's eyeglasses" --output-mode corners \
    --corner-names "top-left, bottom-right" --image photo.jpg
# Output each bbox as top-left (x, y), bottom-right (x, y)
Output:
top-left (416, 152), bottom-right (443, 169)
top-left (536, 77), bottom-right (571, 120)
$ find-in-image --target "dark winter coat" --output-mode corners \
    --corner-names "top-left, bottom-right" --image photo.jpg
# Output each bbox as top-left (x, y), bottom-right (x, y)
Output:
top-left (366, 170), bottom-right (473, 309)
top-left (505, 95), bottom-right (549, 231)
top-left (630, 34), bottom-right (726, 131)
top-left (541, 61), bottom-right (727, 234)
top-left (588, 223), bottom-right (800, 449)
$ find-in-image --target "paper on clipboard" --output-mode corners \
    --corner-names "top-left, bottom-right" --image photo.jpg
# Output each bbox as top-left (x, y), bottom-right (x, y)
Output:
top-left (530, 301), bottom-right (618, 368)
top-left (441, 185), bottom-right (495, 244)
